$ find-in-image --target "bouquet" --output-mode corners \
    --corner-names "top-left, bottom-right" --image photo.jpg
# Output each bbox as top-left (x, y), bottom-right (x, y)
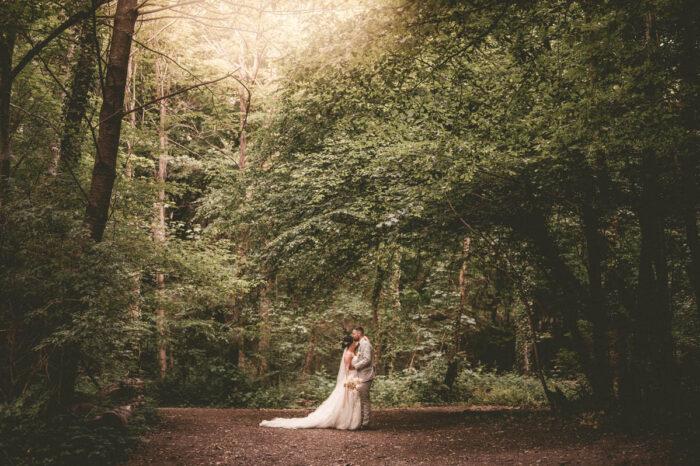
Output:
top-left (344, 376), bottom-right (361, 391)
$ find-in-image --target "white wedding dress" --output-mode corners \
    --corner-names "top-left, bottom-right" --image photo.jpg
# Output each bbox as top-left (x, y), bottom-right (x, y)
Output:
top-left (259, 349), bottom-right (362, 429)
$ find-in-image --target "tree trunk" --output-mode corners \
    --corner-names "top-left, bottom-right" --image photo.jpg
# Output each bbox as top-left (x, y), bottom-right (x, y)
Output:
top-left (445, 236), bottom-right (470, 389)
top-left (581, 2), bottom-right (613, 407)
top-left (58, 20), bottom-right (97, 169)
top-left (1, 1), bottom-right (109, 202)
top-left (526, 297), bottom-right (566, 411)
top-left (0, 29), bottom-right (15, 204)
top-left (633, 148), bottom-right (673, 410)
top-left (629, 12), bottom-right (675, 414)
top-left (125, 48), bottom-right (137, 177)
top-left (126, 51), bottom-right (140, 316)
top-left (83, 0), bottom-right (138, 241)
top-left (581, 176), bottom-right (613, 407)
top-left (386, 245), bottom-right (402, 376)
top-left (676, 0), bottom-right (700, 317)
top-left (515, 305), bottom-right (532, 376)
top-left (258, 274), bottom-right (272, 376)
top-left (154, 56), bottom-right (169, 383)
top-left (258, 283), bottom-right (271, 376)
top-left (522, 338), bottom-right (531, 375)
top-left (235, 38), bottom-right (261, 170)
top-left (408, 327), bottom-right (420, 371)
top-left (237, 38), bottom-right (248, 170)
top-left (45, 0), bottom-right (136, 412)
top-left (371, 247), bottom-right (386, 372)
top-left (509, 201), bottom-right (593, 384)
top-left (675, 154), bottom-right (700, 317)
top-left (46, 345), bottom-right (80, 414)
top-left (128, 272), bottom-right (141, 320)
top-left (301, 325), bottom-right (316, 376)
top-left (48, 28), bottom-right (77, 175)
top-left (230, 299), bottom-right (242, 367)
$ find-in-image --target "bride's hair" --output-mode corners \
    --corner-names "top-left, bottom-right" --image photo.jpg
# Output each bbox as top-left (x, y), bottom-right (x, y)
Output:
top-left (341, 336), bottom-right (354, 349)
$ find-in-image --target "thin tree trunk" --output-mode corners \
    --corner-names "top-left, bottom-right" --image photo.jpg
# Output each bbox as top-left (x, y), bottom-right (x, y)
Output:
top-left (123, 52), bottom-right (141, 372)
top-left (237, 38), bottom-right (248, 170)
top-left (125, 48), bottom-right (137, 177)
top-left (676, 0), bottom-right (700, 317)
top-left (581, 173), bottom-right (612, 406)
top-left (581, 1), bottom-right (613, 407)
top-left (523, 297), bottom-right (560, 409)
top-left (510, 200), bottom-right (594, 391)
top-left (258, 277), bottom-right (272, 376)
top-left (522, 336), bottom-right (531, 375)
top-left (230, 299), bottom-right (242, 367)
top-left (447, 200), bottom-right (558, 410)
top-left (128, 272), bottom-right (141, 319)
top-left (515, 302), bottom-right (532, 375)
top-left (83, 0), bottom-right (138, 241)
top-left (301, 325), bottom-right (316, 376)
top-left (0, 30), bottom-right (15, 204)
top-left (235, 38), bottom-right (261, 170)
top-left (445, 236), bottom-right (470, 388)
top-left (371, 247), bottom-right (386, 372)
top-left (154, 56), bottom-right (169, 383)
top-left (386, 245), bottom-right (402, 376)
top-left (58, 20), bottom-right (97, 170)
top-left (408, 328), bottom-right (420, 371)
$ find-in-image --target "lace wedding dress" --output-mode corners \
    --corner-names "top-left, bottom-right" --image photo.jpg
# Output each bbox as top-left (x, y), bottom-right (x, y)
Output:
top-left (259, 349), bottom-right (362, 429)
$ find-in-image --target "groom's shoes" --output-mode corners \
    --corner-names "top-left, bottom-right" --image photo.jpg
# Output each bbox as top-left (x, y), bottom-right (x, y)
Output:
top-left (358, 425), bottom-right (375, 431)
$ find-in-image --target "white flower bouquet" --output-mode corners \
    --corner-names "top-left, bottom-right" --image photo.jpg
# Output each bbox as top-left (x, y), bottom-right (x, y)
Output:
top-left (344, 376), bottom-right (361, 391)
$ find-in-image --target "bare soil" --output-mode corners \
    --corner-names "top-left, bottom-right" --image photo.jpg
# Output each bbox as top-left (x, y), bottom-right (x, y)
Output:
top-left (123, 406), bottom-right (695, 465)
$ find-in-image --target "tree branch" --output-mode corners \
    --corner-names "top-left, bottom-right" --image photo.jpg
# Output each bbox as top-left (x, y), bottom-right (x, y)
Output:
top-left (9, 103), bottom-right (60, 135)
top-left (10, 0), bottom-right (112, 81)
top-left (131, 36), bottom-right (220, 95)
top-left (102, 73), bottom-right (234, 124)
top-left (138, 0), bottom-right (206, 15)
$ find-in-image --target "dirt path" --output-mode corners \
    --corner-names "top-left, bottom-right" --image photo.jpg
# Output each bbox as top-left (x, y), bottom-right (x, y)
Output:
top-left (123, 407), bottom-right (693, 465)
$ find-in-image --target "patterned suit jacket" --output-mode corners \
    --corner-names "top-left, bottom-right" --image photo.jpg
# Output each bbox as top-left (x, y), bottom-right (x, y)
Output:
top-left (352, 337), bottom-right (376, 382)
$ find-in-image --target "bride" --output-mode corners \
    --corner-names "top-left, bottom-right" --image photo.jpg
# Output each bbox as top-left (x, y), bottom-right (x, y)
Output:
top-left (259, 336), bottom-right (362, 430)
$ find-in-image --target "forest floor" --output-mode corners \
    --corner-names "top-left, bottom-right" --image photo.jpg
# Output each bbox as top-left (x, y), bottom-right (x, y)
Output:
top-left (123, 406), bottom-right (696, 465)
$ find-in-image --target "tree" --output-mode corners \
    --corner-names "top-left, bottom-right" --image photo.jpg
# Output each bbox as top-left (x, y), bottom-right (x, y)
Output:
top-left (83, 0), bottom-right (138, 241)
top-left (58, 19), bottom-right (97, 169)
top-left (0, 0), bottom-right (108, 203)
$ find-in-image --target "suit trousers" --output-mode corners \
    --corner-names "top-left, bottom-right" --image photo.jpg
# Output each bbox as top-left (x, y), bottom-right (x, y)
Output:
top-left (357, 379), bottom-right (373, 427)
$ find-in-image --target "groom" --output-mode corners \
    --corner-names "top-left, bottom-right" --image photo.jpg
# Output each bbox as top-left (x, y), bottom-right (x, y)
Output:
top-left (350, 326), bottom-right (376, 430)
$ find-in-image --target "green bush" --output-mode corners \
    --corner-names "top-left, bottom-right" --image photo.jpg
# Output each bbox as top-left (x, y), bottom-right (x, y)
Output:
top-left (155, 360), bottom-right (253, 407)
top-left (218, 364), bottom-right (584, 410)
top-left (0, 401), bottom-right (158, 465)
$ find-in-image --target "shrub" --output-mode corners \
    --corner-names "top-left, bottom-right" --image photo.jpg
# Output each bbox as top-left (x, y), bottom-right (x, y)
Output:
top-left (0, 400), bottom-right (158, 465)
top-left (226, 365), bottom-right (584, 410)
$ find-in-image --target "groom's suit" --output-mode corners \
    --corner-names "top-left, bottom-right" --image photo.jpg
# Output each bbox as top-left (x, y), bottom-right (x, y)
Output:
top-left (351, 337), bottom-right (376, 428)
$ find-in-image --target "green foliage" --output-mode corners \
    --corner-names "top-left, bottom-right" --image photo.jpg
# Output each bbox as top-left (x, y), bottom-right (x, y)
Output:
top-left (205, 365), bottom-right (584, 410)
top-left (0, 191), bottom-right (145, 406)
top-left (243, 374), bottom-right (337, 409)
top-left (551, 348), bottom-right (584, 380)
top-left (1, 1), bottom-right (698, 453)
top-left (155, 359), bottom-right (253, 407)
top-left (0, 401), bottom-right (158, 465)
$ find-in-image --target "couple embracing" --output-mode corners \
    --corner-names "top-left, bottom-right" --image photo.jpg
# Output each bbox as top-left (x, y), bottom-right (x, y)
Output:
top-left (260, 327), bottom-right (376, 430)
